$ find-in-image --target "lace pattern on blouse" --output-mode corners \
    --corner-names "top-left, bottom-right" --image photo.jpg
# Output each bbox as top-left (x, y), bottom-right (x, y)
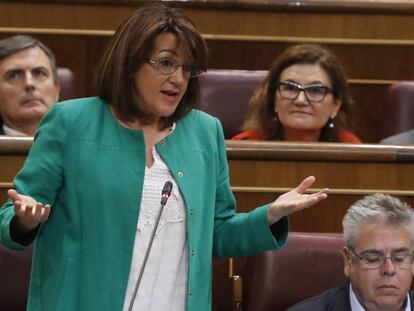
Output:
top-left (137, 147), bottom-right (185, 235)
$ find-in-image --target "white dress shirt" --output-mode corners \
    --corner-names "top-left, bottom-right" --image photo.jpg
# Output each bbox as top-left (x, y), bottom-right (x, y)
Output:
top-left (350, 283), bottom-right (411, 311)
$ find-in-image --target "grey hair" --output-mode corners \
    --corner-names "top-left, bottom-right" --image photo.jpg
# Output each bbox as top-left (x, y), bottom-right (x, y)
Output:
top-left (343, 194), bottom-right (414, 249)
top-left (0, 35), bottom-right (58, 82)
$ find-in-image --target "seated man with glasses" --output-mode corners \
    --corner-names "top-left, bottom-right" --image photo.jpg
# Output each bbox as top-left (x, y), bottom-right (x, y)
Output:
top-left (288, 194), bottom-right (414, 311)
top-left (232, 44), bottom-right (361, 143)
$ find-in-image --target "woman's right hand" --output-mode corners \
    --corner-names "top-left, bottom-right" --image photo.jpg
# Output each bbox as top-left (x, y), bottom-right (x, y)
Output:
top-left (7, 189), bottom-right (51, 233)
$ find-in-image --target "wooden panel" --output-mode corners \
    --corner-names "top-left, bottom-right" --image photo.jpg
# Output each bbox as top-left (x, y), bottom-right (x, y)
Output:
top-left (0, 3), bottom-right (133, 30)
top-left (0, 137), bottom-right (32, 204)
top-left (194, 12), bottom-right (414, 40)
top-left (1, 1), bottom-right (414, 40)
top-left (227, 140), bottom-right (414, 234)
top-left (207, 38), bottom-right (414, 80)
top-left (229, 160), bottom-right (414, 190)
top-left (10, 0), bottom-right (414, 12)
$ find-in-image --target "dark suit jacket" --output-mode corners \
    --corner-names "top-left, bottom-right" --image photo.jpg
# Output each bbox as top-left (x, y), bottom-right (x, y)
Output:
top-left (286, 284), bottom-right (414, 311)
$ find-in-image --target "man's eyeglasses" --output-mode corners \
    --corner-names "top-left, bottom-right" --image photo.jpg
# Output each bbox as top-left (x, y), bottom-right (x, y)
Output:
top-left (147, 58), bottom-right (200, 78)
top-left (350, 248), bottom-right (414, 269)
top-left (277, 81), bottom-right (333, 103)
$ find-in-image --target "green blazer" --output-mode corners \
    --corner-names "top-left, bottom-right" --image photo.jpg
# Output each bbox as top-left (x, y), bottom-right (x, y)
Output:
top-left (0, 97), bottom-right (288, 311)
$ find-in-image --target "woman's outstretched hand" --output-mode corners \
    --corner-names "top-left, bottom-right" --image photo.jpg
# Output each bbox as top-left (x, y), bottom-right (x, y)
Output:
top-left (267, 176), bottom-right (329, 225)
top-left (8, 189), bottom-right (51, 233)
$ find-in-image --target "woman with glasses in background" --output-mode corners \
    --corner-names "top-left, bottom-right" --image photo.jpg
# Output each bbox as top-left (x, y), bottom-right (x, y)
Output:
top-left (0, 4), bottom-right (329, 311)
top-left (233, 44), bottom-right (361, 143)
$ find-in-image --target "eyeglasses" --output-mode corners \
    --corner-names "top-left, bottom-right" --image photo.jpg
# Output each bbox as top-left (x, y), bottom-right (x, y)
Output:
top-left (147, 58), bottom-right (200, 78)
top-left (277, 81), bottom-right (333, 103)
top-left (350, 248), bottom-right (414, 269)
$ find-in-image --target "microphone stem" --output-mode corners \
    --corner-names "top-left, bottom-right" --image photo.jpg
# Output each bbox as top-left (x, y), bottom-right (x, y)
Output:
top-left (127, 202), bottom-right (166, 311)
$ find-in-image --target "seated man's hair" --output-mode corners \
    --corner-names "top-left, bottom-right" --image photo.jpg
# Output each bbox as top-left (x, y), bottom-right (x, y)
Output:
top-left (343, 194), bottom-right (414, 249)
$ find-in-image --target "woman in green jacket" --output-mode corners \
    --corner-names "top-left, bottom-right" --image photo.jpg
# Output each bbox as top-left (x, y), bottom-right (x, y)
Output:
top-left (0, 3), bottom-right (328, 311)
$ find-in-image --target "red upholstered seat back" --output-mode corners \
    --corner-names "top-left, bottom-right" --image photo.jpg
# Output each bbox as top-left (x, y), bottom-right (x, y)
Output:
top-left (57, 67), bottom-right (78, 101)
top-left (243, 232), bottom-right (347, 311)
top-left (0, 245), bottom-right (32, 311)
top-left (383, 81), bottom-right (414, 139)
top-left (198, 69), bottom-right (267, 139)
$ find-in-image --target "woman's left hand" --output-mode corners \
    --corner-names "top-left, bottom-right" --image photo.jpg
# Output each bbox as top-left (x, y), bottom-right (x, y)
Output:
top-left (267, 176), bottom-right (329, 225)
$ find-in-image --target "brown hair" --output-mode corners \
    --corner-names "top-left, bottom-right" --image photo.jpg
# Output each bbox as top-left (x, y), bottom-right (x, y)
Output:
top-left (242, 44), bottom-right (354, 141)
top-left (96, 3), bottom-right (208, 129)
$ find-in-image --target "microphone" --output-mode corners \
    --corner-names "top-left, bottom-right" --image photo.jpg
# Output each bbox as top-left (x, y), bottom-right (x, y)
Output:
top-left (161, 181), bottom-right (173, 205)
top-left (127, 181), bottom-right (173, 311)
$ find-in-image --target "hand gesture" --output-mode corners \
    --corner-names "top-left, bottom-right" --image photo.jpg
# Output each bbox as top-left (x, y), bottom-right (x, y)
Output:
top-left (267, 176), bottom-right (329, 225)
top-left (8, 189), bottom-right (51, 233)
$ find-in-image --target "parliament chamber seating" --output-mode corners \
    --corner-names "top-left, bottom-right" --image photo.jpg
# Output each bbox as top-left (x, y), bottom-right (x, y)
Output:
top-left (382, 81), bottom-right (414, 139)
top-left (232, 232), bottom-right (347, 311)
top-left (0, 245), bottom-right (32, 311)
top-left (198, 69), bottom-right (267, 139)
top-left (0, 232), bottom-right (347, 311)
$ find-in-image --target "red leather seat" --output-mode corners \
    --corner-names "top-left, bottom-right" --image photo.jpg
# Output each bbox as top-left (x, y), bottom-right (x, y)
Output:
top-left (237, 232), bottom-right (347, 311)
top-left (0, 245), bottom-right (32, 311)
top-left (198, 69), bottom-right (267, 139)
top-left (57, 67), bottom-right (78, 101)
top-left (382, 81), bottom-right (414, 139)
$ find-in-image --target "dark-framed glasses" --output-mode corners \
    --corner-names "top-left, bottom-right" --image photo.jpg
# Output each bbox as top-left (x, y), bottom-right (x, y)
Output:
top-left (350, 248), bottom-right (414, 269)
top-left (277, 81), bottom-right (333, 103)
top-left (147, 58), bottom-right (200, 78)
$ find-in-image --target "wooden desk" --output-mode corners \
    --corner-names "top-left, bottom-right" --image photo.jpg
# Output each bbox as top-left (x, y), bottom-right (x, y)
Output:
top-left (227, 140), bottom-right (414, 232)
top-left (0, 137), bottom-right (32, 203)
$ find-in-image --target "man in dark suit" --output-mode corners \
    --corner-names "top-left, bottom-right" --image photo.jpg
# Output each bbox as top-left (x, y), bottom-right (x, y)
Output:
top-left (288, 194), bottom-right (414, 311)
top-left (0, 35), bottom-right (60, 136)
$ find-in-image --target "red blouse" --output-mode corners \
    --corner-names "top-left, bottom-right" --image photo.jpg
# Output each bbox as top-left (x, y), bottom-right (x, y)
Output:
top-left (232, 130), bottom-right (362, 143)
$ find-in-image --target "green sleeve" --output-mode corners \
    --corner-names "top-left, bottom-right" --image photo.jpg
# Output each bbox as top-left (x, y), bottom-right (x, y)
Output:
top-left (0, 103), bottom-right (68, 249)
top-left (212, 118), bottom-right (289, 258)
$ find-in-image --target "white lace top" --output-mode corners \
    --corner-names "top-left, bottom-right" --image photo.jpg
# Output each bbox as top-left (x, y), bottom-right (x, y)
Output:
top-left (123, 147), bottom-right (188, 311)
